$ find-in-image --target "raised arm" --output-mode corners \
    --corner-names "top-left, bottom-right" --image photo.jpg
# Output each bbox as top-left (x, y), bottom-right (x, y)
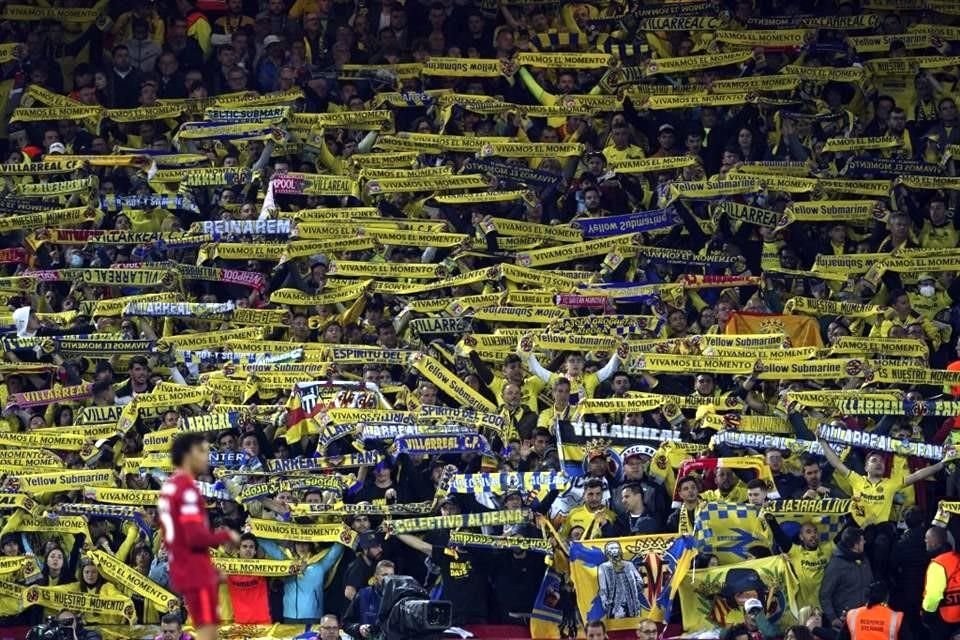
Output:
top-left (524, 351), bottom-right (552, 383)
top-left (904, 460), bottom-right (945, 487)
top-left (395, 533), bottom-right (432, 555)
top-left (817, 436), bottom-right (850, 477)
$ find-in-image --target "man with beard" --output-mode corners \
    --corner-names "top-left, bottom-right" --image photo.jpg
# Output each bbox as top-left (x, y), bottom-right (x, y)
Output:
top-left (343, 531), bottom-right (385, 602)
top-left (115, 356), bottom-right (156, 405)
top-left (764, 514), bottom-right (833, 610)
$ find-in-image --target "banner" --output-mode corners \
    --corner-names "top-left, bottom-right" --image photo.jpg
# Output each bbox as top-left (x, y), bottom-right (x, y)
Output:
top-left (678, 555), bottom-right (800, 632)
top-left (725, 312), bottom-right (824, 348)
top-left (568, 534), bottom-right (696, 628)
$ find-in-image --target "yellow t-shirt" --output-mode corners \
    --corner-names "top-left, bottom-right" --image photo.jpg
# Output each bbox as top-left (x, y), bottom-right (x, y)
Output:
top-left (489, 374), bottom-right (545, 413)
top-left (603, 144), bottom-right (646, 165)
top-left (789, 542), bottom-right (834, 608)
top-left (700, 482), bottom-right (747, 503)
top-left (537, 404), bottom-right (583, 429)
top-left (547, 371), bottom-right (601, 405)
top-left (845, 470), bottom-right (900, 526)
top-left (560, 504), bottom-right (616, 539)
top-left (920, 220), bottom-right (959, 250)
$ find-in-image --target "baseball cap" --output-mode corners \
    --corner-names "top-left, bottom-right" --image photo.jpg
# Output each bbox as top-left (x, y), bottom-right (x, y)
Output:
top-left (622, 444), bottom-right (656, 462)
top-left (658, 123), bottom-right (675, 133)
top-left (357, 531), bottom-right (383, 550)
top-left (744, 598), bottom-right (763, 614)
top-left (47, 142), bottom-right (66, 154)
top-left (263, 34), bottom-right (283, 47)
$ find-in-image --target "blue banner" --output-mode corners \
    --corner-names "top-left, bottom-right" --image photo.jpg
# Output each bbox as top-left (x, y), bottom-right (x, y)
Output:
top-left (573, 207), bottom-right (678, 238)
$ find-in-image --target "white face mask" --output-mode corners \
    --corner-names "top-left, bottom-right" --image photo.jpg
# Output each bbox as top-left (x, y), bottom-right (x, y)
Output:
top-left (68, 253), bottom-right (84, 268)
top-left (919, 284), bottom-right (936, 297)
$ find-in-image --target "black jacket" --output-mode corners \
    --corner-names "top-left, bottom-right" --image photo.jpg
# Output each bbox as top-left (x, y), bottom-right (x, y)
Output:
top-left (820, 544), bottom-right (873, 624)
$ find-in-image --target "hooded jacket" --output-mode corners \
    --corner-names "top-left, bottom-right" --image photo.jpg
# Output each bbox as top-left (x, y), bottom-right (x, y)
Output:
top-left (819, 543), bottom-right (873, 623)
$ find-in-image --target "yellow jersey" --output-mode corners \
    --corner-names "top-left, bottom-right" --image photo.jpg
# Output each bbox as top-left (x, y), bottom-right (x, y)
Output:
top-left (846, 470), bottom-right (900, 526)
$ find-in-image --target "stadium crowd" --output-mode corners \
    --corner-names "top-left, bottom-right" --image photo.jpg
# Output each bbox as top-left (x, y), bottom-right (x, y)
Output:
top-left (5, 0), bottom-right (960, 639)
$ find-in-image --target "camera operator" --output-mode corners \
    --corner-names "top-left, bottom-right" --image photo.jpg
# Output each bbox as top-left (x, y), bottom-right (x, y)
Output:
top-left (29, 611), bottom-right (103, 640)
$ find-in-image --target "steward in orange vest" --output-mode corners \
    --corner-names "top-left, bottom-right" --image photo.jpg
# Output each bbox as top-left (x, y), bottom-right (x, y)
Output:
top-left (846, 582), bottom-right (902, 640)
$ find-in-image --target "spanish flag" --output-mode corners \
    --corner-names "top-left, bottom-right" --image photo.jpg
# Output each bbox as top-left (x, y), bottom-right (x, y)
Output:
top-left (725, 312), bottom-right (823, 348)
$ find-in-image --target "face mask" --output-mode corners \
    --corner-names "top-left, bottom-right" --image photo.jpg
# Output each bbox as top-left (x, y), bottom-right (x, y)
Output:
top-left (68, 253), bottom-right (84, 268)
top-left (919, 284), bottom-right (936, 297)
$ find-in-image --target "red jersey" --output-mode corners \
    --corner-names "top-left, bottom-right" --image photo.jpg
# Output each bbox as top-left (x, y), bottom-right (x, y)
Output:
top-left (226, 575), bottom-right (270, 624)
top-left (158, 470), bottom-right (232, 592)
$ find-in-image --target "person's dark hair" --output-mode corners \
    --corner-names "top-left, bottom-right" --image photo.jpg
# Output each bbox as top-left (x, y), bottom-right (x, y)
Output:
top-left (585, 619), bottom-right (606, 635)
top-left (866, 581), bottom-right (888, 607)
top-left (875, 94), bottom-right (895, 107)
top-left (112, 44), bottom-right (129, 56)
top-left (890, 106), bottom-right (906, 118)
top-left (621, 482), bottom-right (643, 495)
top-left (553, 377), bottom-right (571, 390)
top-left (676, 475), bottom-right (700, 491)
top-left (91, 378), bottom-right (113, 397)
top-left (504, 354), bottom-right (522, 366)
top-left (239, 532), bottom-right (258, 546)
top-left (171, 432), bottom-right (206, 467)
top-left (888, 287), bottom-right (908, 303)
top-left (533, 427), bottom-right (552, 440)
top-left (583, 478), bottom-right (604, 492)
top-left (784, 626), bottom-right (812, 640)
top-left (128, 355), bottom-right (149, 369)
top-left (800, 454), bottom-right (819, 469)
top-left (746, 478), bottom-right (767, 491)
top-left (722, 624), bottom-right (751, 640)
top-left (840, 525), bottom-right (864, 549)
top-left (902, 506), bottom-right (925, 529)
top-left (693, 553), bottom-right (717, 569)
top-left (160, 612), bottom-right (181, 626)
top-left (926, 525), bottom-right (949, 550)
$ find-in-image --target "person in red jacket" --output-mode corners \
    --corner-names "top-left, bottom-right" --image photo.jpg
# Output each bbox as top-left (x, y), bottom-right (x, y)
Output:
top-left (158, 433), bottom-right (240, 640)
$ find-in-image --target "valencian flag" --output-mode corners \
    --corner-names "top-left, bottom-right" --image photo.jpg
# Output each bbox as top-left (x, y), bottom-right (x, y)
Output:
top-left (678, 555), bottom-right (800, 634)
top-left (725, 311), bottom-right (824, 348)
top-left (568, 534), bottom-right (696, 630)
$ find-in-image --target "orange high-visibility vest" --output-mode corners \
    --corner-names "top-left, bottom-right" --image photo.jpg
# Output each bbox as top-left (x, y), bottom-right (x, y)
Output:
top-left (845, 604), bottom-right (902, 640)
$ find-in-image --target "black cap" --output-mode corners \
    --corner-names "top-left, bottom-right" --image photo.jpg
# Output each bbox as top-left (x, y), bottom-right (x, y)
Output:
top-left (357, 531), bottom-right (383, 550)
